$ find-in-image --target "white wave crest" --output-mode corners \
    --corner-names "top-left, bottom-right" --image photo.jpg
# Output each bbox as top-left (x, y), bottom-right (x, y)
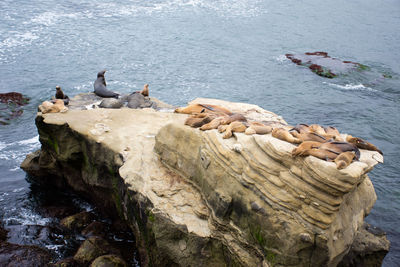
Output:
top-left (276, 54), bottom-right (289, 63)
top-left (4, 208), bottom-right (51, 226)
top-left (28, 11), bottom-right (78, 26)
top-left (0, 32), bottom-right (39, 50)
top-left (325, 82), bottom-right (378, 92)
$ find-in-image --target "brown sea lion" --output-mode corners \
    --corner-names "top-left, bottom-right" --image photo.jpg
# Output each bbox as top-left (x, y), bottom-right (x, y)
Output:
top-left (291, 131), bottom-right (327, 143)
top-left (140, 84), bottom-right (149, 96)
top-left (223, 121), bottom-right (247, 139)
top-left (292, 141), bottom-right (323, 156)
top-left (334, 151), bottom-right (356, 169)
top-left (346, 135), bottom-right (383, 155)
top-left (272, 128), bottom-right (301, 144)
top-left (200, 116), bottom-right (227, 131)
top-left (200, 113), bottom-right (246, 131)
top-left (297, 148), bottom-right (339, 161)
top-left (185, 113), bottom-right (219, 128)
top-left (175, 104), bottom-right (232, 115)
top-left (318, 141), bottom-right (360, 160)
top-left (245, 122), bottom-right (272, 135)
top-left (309, 124), bottom-right (326, 136)
top-left (290, 124), bottom-right (310, 134)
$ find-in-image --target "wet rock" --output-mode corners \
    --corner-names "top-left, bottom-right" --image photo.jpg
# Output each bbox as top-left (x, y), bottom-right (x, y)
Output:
top-left (90, 254), bottom-right (127, 267)
top-left (53, 257), bottom-right (79, 267)
top-left (0, 92), bottom-right (30, 125)
top-left (285, 52), bottom-right (367, 78)
top-left (338, 222), bottom-right (390, 267)
top-left (0, 242), bottom-right (51, 266)
top-left (39, 205), bottom-right (79, 219)
top-left (74, 236), bottom-right (119, 265)
top-left (60, 211), bottom-right (94, 231)
top-left (0, 225), bottom-right (7, 242)
top-left (82, 221), bottom-right (107, 238)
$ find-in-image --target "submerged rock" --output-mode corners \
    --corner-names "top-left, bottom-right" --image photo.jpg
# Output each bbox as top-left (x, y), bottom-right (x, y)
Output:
top-left (20, 95), bottom-right (388, 266)
top-left (0, 242), bottom-right (51, 266)
top-left (0, 92), bottom-right (30, 125)
top-left (285, 52), bottom-right (368, 78)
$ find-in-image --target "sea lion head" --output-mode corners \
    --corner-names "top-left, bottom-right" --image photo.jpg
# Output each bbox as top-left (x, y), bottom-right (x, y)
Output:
top-left (56, 85), bottom-right (61, 91)
top-left (97, 70), bottom-right (106, 78)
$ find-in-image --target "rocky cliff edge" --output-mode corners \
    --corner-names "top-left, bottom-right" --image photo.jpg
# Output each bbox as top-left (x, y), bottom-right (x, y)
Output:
top-left (21, 94), bottom-right (389, 266)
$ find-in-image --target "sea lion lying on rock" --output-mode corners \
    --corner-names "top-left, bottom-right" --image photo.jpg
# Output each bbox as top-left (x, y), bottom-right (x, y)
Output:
top-left (291, 140), bottom-right (360, 169)
top-left (346, 135), bottom-right (383, 155)
top-left (39, 99), bottom-right (68, 114)
top-left (334, 151), bottom-right (356, 169)
top-left (175, 104), bottom-right (232, 115)
top-left (272, 128), bottom-right (301, 144)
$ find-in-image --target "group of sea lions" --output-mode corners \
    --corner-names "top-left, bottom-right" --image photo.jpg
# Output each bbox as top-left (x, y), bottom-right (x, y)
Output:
top-left (175, 104), bottom-right (382, 170)
top-left (39, 70), bottom-right (151, 113)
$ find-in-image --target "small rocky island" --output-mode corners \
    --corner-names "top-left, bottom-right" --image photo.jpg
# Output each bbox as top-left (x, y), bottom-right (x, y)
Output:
top-left (21, 93), bottom-right (389, 266)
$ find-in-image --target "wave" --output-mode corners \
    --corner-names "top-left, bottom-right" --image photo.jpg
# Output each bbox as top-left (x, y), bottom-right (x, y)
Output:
top-left (324, 82), bottom-right (378, 92)
top-left (0, 136), bottom-right (40, 169)
top-left (3, 207), bottom-right (51, 226)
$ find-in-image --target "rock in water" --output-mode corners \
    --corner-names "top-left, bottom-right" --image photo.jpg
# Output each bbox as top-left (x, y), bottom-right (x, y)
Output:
top-left (285, 52), bottom-right (369, 78)
top-left (20, 96), bottom-right (388, 267)
top-left (90, 254), bottom-right (127, 267)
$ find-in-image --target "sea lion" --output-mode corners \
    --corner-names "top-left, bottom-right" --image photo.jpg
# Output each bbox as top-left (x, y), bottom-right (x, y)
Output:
top-left (334, 151), bottom-right (356, 169)
top-left (54, 86), bottom-right (70, 105)
top-left (39, 99), bottom-right (68, 114)
top-left (245, 122), bottom-right (272, 135)
top-left (290, 124), bottom-right (310, 134)
top-left (223, 121), bottom-right (247, 139)
top-left (309, 124), bottom-right (326, 136)
top-left (291, 131), bottom-right (328, 143)
top-left (185, 113), bottom-right (218, 128)
top-left (200, 116), bottom-right (227, 131)
top-left (346, 135), bottom-right (383, 155)
top-left (218, 124), bottom-right (229, 133)
top-left (141, 84), bottom-right (149, 97)
top-left (200, 113), bottom-right (246, 131)
top-left (318, 141), bottom-right (360, 160)
top-left (272, 128), bottom-right (301, 144)
top-left (300, 148), bottom-right (339, 161)
top-left (292, 141), bottom-right (323, 157)
top-left (94, 70), bottom-right (119, 98)
top-left (175, 104), bottom-right (232, 115)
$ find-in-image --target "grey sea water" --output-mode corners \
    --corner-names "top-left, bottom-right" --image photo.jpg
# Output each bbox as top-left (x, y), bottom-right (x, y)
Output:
top-left (0, 0), bottom-right (399, 265)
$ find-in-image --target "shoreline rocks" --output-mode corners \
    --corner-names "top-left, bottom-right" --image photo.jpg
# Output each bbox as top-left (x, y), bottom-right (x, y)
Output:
top-left (20, 94), bottom-right (390, 266)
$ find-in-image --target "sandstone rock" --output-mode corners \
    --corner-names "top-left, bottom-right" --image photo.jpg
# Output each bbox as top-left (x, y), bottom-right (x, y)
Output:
top-left (90, 254), bottom-right (127, 267)
top-left (60, 211), bottom-right (94, 231)
top-left (74, 236), bottom-right (119, 265)
top-left (20, 95), bottom-right (387, 267)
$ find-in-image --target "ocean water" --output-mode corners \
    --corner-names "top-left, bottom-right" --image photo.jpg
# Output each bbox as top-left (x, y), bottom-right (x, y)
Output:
top-left (0, 0), bottom-right (399, 265)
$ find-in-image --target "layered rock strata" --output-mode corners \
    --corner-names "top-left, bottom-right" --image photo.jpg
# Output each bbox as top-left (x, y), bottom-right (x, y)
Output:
top-left (21, 95), bottom-right (388, 266)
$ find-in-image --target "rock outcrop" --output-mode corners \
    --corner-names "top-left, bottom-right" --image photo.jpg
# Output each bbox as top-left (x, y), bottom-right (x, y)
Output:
top-left (21, 94), bottom-right (389, 266)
